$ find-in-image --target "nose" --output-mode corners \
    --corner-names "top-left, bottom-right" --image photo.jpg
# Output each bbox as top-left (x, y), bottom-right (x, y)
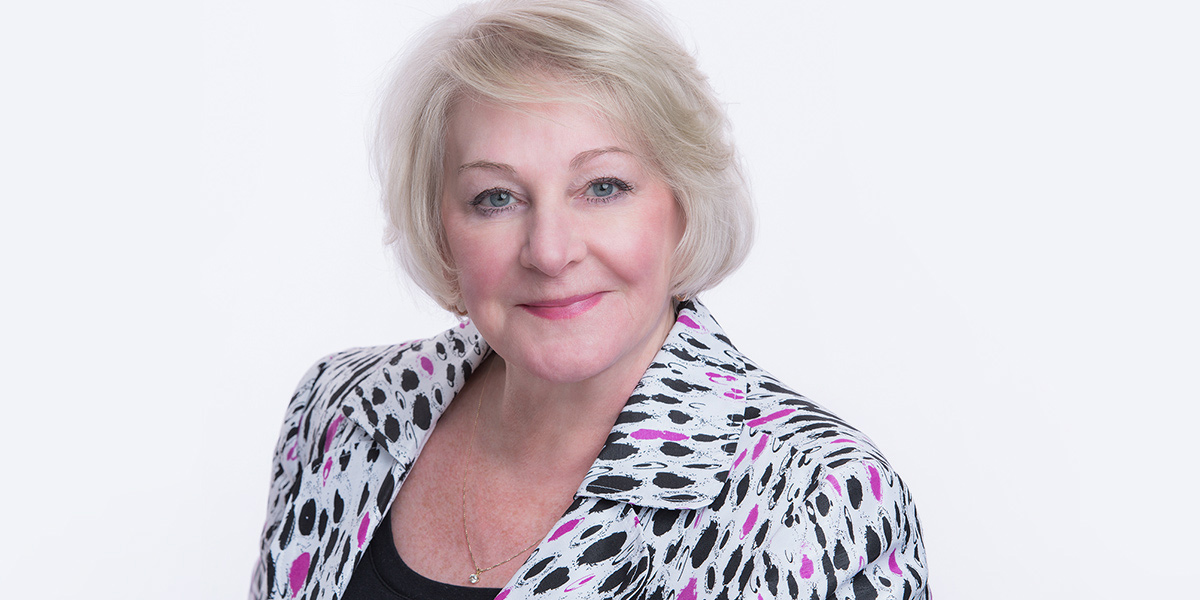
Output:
top-left (519, 202), bottom-right (586, 277)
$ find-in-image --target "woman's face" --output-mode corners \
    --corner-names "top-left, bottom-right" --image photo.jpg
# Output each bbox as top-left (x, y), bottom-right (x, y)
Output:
top-left (441, 97), bottom-right (684, 384)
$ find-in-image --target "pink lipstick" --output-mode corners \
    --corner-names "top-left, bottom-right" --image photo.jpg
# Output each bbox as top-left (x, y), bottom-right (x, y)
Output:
top-left (520, 292), bottom-right (603, 320)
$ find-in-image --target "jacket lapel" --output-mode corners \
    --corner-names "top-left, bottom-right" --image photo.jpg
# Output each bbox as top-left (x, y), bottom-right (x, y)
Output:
top-left (339, 300), bottom-right (747, 503)
top-left (497, 300), bottom-right (750, 600)
top-left (339, 320), bottom-right (490, 470)
top-left (290, 323), bottom-right (489, 600)
top-left (575, 299), bottom-right (747, 510)
top-left (325, 301), bottom-right (747, 600)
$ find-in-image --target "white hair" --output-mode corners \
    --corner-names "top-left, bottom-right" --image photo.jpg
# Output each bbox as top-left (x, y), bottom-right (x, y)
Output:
top-left (375, 0), bottom-right (754, 314)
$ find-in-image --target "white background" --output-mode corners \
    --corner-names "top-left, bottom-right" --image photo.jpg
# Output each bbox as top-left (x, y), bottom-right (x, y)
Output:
top-left (2, 1), bottom-right (1197, 598)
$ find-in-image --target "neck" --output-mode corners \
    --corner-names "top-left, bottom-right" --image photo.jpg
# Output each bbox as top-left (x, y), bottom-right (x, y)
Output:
top-left (473, 310), bottom-right (675, 482)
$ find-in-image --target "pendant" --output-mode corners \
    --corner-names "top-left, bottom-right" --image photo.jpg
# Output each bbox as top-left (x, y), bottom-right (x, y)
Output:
top-left (469, 572), bottom-right (480, 584)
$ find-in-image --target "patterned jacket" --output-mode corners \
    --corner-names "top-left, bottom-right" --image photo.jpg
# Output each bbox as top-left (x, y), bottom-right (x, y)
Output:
top-left (250, 300), bottom-right (929, 599)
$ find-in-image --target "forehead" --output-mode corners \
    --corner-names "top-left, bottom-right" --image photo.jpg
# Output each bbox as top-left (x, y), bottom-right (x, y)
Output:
top-left (444, 97), bottom-right (627, 164)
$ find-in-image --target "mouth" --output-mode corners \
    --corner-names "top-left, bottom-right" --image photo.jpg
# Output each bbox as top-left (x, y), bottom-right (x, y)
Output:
top-left (519, 292), bottom-right (604, 320)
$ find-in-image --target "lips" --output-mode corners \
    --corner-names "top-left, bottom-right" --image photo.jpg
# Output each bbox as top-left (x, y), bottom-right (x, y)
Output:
top-left (519, 292), bottom-right (604, 320)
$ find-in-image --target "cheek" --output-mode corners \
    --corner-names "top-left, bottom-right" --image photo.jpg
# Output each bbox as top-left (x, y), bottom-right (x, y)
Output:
top-left (443, 222), bottom-right (515, 305)
top-left (604, 201), bottom-right (682, 286)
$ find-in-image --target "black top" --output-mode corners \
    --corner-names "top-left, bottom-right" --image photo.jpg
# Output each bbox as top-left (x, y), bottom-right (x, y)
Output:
top-left (341, 511), bottom-right (504, 600)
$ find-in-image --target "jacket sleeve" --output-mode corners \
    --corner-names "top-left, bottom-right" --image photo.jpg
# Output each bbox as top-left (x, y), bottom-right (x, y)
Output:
top-left (249, 358), bottom-right (327, 600)
top-left (768, 454), bottom-right (929, 600)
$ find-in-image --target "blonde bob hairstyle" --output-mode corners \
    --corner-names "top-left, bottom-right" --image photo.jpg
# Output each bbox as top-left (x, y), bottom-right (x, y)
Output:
top-left (375, 0), bottom-right (754, 314)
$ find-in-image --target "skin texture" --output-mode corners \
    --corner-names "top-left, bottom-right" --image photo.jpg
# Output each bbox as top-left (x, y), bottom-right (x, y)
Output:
top-left (442, 97), bottom-right (683, 391)
top-left (388, 96), bottom-right (685, 588)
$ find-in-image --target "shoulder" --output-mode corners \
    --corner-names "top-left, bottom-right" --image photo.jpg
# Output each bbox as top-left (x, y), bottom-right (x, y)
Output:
top-left (250, 342), bottom-right (412, 600)
top-left (741, 356), bottom-right (892, 472)
top-left (263, 343), bottom-right (412, 489)
top-left (716, 357), bottom-right (929, 598)
top-left (288, 323), bottom-right (483, 412)
top-left (251, 327), bottom-right (487, 598)
top-left (279, 322), bottom-right (489, 454)
top-left (284, 344), bottom-right (409, 425)
top-left (275, 340), bottom-right (425, 460)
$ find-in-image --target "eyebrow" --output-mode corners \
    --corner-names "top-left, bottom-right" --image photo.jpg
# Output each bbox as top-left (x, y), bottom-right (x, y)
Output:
top-left (569, 146), bottom-right (631, 170)
top-left (456, 160), bottom-right (516, 175)
top-left (456, 146), bottom-right (631, 174)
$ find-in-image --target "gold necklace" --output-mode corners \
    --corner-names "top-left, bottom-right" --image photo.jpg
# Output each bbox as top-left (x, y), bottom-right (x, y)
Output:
top-left (460, 360), bottom-right (541, 585)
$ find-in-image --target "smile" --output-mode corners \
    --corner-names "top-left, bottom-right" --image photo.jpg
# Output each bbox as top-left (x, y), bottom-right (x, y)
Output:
top-left (519, 293), bottom-right (604, 320)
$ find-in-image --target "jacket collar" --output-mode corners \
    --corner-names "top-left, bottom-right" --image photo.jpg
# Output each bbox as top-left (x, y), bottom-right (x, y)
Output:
top-left (340, 299), bottom-right (746, 510)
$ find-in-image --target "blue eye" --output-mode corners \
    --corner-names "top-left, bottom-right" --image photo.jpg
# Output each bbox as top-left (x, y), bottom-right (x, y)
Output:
top-left (472, 189), bottom-right (516, 211)
top-left (586, 178), bottom-right (630, 199)
top-left (484, 191), bottom-right (514, 207)
top-left (589, 181), bottom-right (616, 197)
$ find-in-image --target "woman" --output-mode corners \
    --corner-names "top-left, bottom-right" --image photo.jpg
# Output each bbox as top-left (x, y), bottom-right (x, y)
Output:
top-left (251, 1), bottom-right (928, 598)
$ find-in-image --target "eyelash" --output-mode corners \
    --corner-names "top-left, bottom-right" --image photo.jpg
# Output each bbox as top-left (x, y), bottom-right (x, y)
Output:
top-left (468, 177), bottom-right (634, 215)
top-left (468, 187), bottom-right (518, 214)
top-left (587, 177), bottom-right (634, 201)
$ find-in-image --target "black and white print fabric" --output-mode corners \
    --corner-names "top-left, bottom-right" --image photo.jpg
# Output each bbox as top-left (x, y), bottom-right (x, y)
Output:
top-left (250, 300), bottom-right (929, 599)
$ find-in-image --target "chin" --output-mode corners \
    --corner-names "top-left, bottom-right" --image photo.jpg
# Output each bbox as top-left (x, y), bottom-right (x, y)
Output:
top-left (509, 337), bottom-right (621, 384)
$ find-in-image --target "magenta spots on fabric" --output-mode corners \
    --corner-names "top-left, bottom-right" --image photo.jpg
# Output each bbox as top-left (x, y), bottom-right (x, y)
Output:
top-left (800, 554), bottom-right (814, 578)
top-left (742, 505), bottom-right (759, 538)
top-left (693, 508), bottom-right (707, 528)
top-left (564, 575), bottom-right (595, 592)
top-left (549, 518), bottom-right (582, 541)
top-left (706, 371), bottom-right (737, 383)
top-left (752, 434), bottom-right (770, 460)
top-left (289, 552), bottom-right (310, 598)
top-left (868, 464), bottom-right (882, 501)
top-left (286, 443), bottom-right (298, 461)
top-left (832, 438), bottom-right (855, 444)
top-left (678, 577), bottom-right (699, 600)
top-left (826, 475), bottom-right (842, 495)
top-left (322, 457), bottom-right (332, 484)
top-left (495, 591), bottom-right (509, 600)
top-left (420, 356), bottom-right (434, 375)
top-left (678, 315), bottom-right (700, 329)
top-left (357, 513), bottom-right (370, 548)
top-left (323, 416), bottom-right (344, 453)
top-left (724, 390), bottom-right (746, 400)
top-left (746, 408), bottom-right (795, 428)
top-left (889, 550), bottom-right (903, 575)
top-left (732, 449), bottom-right (748, 469)
top-left (630, 429), bottom-right (688, 441)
